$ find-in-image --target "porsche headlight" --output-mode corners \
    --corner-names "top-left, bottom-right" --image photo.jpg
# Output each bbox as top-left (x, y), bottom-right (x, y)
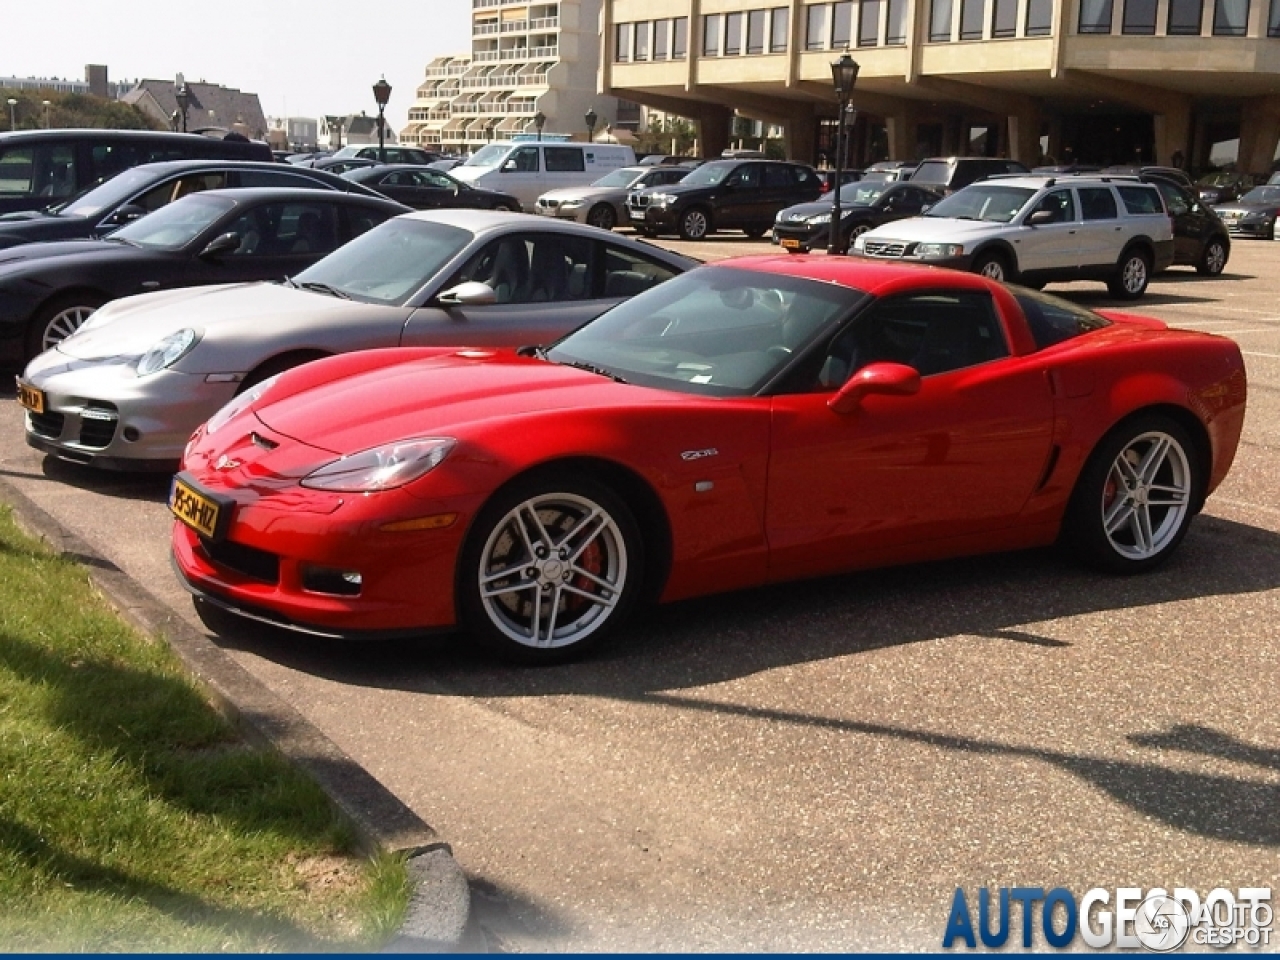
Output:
top-left (204, 373), bottom-right (282, 435)
top-left (914, 242), bottom-right (965, 258)
top-left (136, 328), bottom-right (198, 376)
top-left (300, 438), bottom-right (456, 492)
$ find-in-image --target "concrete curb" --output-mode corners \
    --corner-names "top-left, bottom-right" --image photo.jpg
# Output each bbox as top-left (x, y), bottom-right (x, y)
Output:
top-left (0, 475), bottom-right (470, 948)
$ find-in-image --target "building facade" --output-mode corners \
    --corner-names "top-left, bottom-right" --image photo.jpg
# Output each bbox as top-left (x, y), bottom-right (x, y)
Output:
top-left (601, 0), bottom-right (1280, 173)
top-left (123, 77), bottom-right (269, 140)
top-left (400, 0), bottom-right (635, 154)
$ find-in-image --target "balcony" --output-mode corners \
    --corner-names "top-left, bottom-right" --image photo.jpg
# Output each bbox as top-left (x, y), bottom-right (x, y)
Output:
top-left (473, 0), bottom-right (500, 6)
top-left (474, 50), bottom-right (501, 61)
top-left (501, 19), bottom-right (529, 32)
top-left (529, 17), bottom-right (559, 29)
top-left (474, 21), bottom-right (500, 34)
top-left (517, 72), bottom-right (549, 85)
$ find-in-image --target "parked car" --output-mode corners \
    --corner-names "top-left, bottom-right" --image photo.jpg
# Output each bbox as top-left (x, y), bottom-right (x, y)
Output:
top-left (0, 128), bottom-right (273, 215)
top-left (1208, 184), bottom-right (1280, 240)
top-left (817, 169), bottom-right (864, 193)
top-left (909, 156), bottom-right (1031, 195)
top-left (534, 165), bottom-right (688, 230)
top-left (861, 161), bottom-right (917, 183)
top-left (773, 180), bottom-right (944, 253)
top-left (1101, 165), bottom-right (1194, 191)
top-left (637, 155), bottom-right (688, 166)
top-left (342, 164), bottom-right (521, 211)
top-left (626, 159), bottom-right (822, 240)
top-left (450, 142), bottom-right (636, 208)
top-left (309, 157), bottom-right (381, 175)
top-left (326, 145), bottom-right (442, 165)
top-left (1194, 171), bottom-right (1256, 206)
top-left (852, 174), bottom-right (1174, 298)
top-left (1144, 178), bottom-right (1231, 273)
top-left (0, 188), bottom-right (407, 362)
top-left (0, 159), bottom-right (386, 251)
top-left (168, 257), bottom-right (1246, 661)
top-left (19, 209), bottom-right (697, 470)
top-left (428, 158), bottom-right (468, 171)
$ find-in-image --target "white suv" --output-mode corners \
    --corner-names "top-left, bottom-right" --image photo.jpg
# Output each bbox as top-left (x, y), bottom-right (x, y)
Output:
top-left (852, 174), bottom-right (1174, 299)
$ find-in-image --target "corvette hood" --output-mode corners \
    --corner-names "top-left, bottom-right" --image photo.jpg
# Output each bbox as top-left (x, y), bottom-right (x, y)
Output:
top-left (57, 282), bottom-right (387, 361)
top-left (863, 217), bottom-right (1006, 243)
top-left (255, 352), bottom-right (657, 453)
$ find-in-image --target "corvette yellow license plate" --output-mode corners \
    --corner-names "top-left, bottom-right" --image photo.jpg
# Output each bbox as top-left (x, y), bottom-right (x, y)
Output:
top-left (170, 476), bottom-right (228, 540)
top-left (15, 379), bottom-right (44, 414)
top-left (780, 237), bottom-right (801, 249)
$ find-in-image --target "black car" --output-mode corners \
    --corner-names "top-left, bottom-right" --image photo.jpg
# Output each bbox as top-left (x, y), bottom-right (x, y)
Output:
top-left (861, 160), bottom-right (917, 183)
top-left (1146, 178), bottom-right (1232, 273)
top-left (909, 156), bottom-right (1030, 195)
top-left (0, 159), bottom-right (387, 251)
top-left (310, 156), bottom-right (381, 175)
top-left (0, 187), bottom-right (407, 361)
top-left (322, 145), bottom-right (441, 165)
top-left (1194, 171), bottom-right (1256, 206)
top-left (625, 159), bottom-right (821, 240)
top-left (772, 181), bottom-right (943, 253)
top-left (1206, 184), bottom-right (1280, 241)
top-left (340, 164), bottom-right (521, 211)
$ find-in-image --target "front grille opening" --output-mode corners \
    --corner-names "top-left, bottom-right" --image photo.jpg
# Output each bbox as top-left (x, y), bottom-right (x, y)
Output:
top-left (199, 537), bottom-right (280, 584)
top-left (78, 406), bottom-right (118, 449)
top-left (28, 410), bottom-right (65, 438)
top-left (300, 564), bottom-right (362, 597)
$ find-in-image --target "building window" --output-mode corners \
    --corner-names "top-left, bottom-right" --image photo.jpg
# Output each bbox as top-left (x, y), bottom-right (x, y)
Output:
top-left (833, 1), bottom-right (854, 44)
top-left (1078, 0), bottom-right (1114, 32)
top-left (887, 0), bottom-right (908, 41)
top-left (960, 0), bottom-right (986, 36)
top-left (674, 17), bottom-right (689, 56)
top-left (725, 11), bottom-right (744, 53)
top-left (807, 4), bottom-right (831, 48)
top-left (771, 7), bottom-right (790, 50)
top-left (1122, 0), bottom-right (1158, 29)
top-left (704, 13), bottom-right (723, 54)
top-left (615, 22), bottom-right (632, 61)
top-left (992, 0), bottom-right (1018, 34)
top-left (1270, 0), bottom-right (1280, 32)
top-left (861, 0), bottom-right (883, 43)
top-left (654, 18), bottom-right (670, 58)
top-left (634, 21), bottom-right (651, 59)
top-left (930, 0), bottom-right (955, 39)
top-left (1169, 0), bottom-right (1204, 31)
top-left (1025, 0), bottom-right (1053, 31)
top-left (1213, 0), bottom-right (1248, 31)
top-left (748, 9), bottom-right (767, 51)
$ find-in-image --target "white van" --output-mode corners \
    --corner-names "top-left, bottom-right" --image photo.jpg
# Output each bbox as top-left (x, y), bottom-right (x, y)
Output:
top-left (451, 141), bottom-right (635, 209)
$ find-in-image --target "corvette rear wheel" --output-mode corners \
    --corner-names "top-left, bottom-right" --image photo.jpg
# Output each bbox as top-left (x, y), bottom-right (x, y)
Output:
top-left (460, 474), bottom-right (642, 662)
top-left (1066, 415), bottom-right (1200, 574)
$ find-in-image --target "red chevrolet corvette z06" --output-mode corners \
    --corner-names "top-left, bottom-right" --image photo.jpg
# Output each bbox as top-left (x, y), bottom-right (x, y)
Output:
top-left (171, 257), bottom-right (1246, 662)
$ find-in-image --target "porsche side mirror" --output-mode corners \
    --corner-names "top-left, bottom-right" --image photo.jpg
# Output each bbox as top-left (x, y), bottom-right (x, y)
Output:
top-left (436, 281), bottom-right (498, 306)
top-left (199, 232), bottom-right (242, 258)
top-left (1027, 209), bottom-right (1056, 226)
top-left (828, 362), bottom-right (921, 415)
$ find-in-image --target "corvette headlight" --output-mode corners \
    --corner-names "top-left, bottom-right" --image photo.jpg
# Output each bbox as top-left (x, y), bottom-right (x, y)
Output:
top-left (914, 242), bottom-right (965, 258)
top-left (204, 373), bottom-right (282, 435)
top-left (136, 328), bottom-right (198, 376)
top-left (807, 213), bottom-right (833, 225)
top-left (300, 437), bottom-right (456, 492)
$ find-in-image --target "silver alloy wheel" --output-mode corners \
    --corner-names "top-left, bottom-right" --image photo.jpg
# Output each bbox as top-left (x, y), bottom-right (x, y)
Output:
top-left (1203, 241), bottom-right (1227, 274)
top-left (977, 259), bottom-right (1006, 281)
top-left (477, 491), bottom-right (629, 649)
top-left (1099, 430), bottom-right (1192, 561)
top-left (681, 209), bottom-right (709, 239)
top-left (42, 304), bottom-right (98, 351)
top-left (1121, 254), bottom-right (1148, 294)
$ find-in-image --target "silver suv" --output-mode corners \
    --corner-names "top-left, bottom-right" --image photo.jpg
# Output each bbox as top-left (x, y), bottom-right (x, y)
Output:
top-left (852, 174), bottom-right (1174, 299)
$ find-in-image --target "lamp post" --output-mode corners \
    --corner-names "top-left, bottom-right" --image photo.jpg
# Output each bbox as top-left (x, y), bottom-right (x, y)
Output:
top-left (372, 76), bottom-right (392, 163)
top-left (175, 83), bottom-right (190, 132)
top-left (534, 110), bottom-right (546, 142)
top-left (42, 100), bottom-right (51, 129)
top-left (827, 53), bottom-right (860, 256)
top-left (6, 98), bottom-right (17, 131)
top-left (584, 107), bottom-right (598, 143)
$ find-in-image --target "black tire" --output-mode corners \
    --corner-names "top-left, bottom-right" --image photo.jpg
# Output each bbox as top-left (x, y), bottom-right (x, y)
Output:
top-left (1108, 248), bottom-right (1152, 299)
top-left (1196, 237), bottom-right (1229, 276)
top-left (26, 293), bottom-right (107, 360)
top-left (971, 251), bottom-right (1014, 284)
top-left (458, 471), bottom-right (644, 663)
top-left (677, 207), bottom-right (712, 241)
top-left (586, 203), bottom-right (617, 231)
top-left (491, 202), bottom-right (518, 213)
top-left (238, 351), bottom-right (329, 394)
top-left (1064, 414), bottom-right (1202, 574)
top-left (743, 225), bottom-right (767, 239)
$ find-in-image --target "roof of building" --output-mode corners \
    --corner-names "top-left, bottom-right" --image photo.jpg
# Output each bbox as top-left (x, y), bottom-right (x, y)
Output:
top-left (123, 79), bottom-right (268, 139)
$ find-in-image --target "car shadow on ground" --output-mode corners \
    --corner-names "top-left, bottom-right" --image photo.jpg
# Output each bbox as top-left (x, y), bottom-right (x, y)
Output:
top-left (34, 455), bottom-right (172, 504)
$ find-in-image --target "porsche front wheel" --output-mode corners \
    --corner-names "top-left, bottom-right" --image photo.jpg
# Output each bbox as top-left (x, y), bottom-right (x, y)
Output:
top-left (460, 474), bottom-right (643, 662)
top-left (1066, 415), bottom-right (1200, 574)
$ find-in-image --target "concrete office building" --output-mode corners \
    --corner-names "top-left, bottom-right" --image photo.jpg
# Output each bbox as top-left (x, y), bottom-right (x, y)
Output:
top-left (600, 0), bottom-right (1280, 173)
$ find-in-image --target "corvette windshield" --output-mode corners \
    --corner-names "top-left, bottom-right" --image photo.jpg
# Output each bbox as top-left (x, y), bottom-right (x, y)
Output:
top-left (925, 185), bottom-right (1035, 223)
top-left (547, 266), bottom-right (861, 397)
top-left (111, 194), bottom-right (235, 250)
top-left (291, 218), bottom-right (472, 305)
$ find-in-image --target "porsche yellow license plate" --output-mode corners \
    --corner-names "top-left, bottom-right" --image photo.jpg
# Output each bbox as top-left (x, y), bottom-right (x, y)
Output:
top-left (15, 379), bottom-right (44, 414)
top-left (780, 237), bottom-right (801, 250)
top-left (170, 476), bottom-right (225, 539)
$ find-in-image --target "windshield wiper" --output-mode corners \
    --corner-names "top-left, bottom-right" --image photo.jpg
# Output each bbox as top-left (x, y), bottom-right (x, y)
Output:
top-left (561, 359), bottom-right (628, 383)
top-left (298, 281), bottom-right (351, 300)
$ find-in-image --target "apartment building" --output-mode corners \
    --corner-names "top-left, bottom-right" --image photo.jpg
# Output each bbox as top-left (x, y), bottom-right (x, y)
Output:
top-left (401, 0), bottom-right (632, 154)
top-left (601, 0), bottom-right (1280, 173)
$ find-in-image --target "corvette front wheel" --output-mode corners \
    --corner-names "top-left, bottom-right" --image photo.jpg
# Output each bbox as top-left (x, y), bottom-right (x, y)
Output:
top-left (460, 474), bottom-right (643, 662)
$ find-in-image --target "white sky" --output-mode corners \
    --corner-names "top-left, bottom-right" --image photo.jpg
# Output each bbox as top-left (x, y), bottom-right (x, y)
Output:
top-left (5, 0), bottom-right (473, 133)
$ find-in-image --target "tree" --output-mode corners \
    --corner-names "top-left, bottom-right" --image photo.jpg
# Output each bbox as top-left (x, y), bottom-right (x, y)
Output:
top-left (635, 114), bottom-right (696, 156)
top-left (1, 88), bottom-right (162, 132)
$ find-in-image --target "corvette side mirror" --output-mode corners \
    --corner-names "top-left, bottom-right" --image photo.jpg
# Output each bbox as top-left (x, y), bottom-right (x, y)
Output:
top-left (199, 232), bottom-right (242, 258)
top-left (436, 280), bottom-right (498, 306)
top-left (828, 362), bottom-right (921, 415)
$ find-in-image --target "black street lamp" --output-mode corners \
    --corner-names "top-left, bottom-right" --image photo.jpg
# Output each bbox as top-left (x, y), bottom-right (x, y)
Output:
top-left (827, 53), bottom-right (860, 256)
top-left (534, 110), bottom-right (546, 142)
top-left (584, 107), bottom-right (598, 143)
top-left (175, 83), bottom-right (190, 133)
top-left (372, 76), bottom-right (393, 163)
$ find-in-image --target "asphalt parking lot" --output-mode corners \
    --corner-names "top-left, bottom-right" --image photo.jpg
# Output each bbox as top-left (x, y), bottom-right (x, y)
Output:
top-left (2, 235), bottom-right (1278, 950)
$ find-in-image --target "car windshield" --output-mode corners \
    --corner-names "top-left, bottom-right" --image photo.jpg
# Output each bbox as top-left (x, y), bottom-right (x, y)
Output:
top-left (925, 185), bottom-right (1035, 223)
top-left (54, 167), bottom-right (161, 219)
top-left (592, 167), bottom-right (646, 188)
top-left (290, 218), bottom-right (472, 305)
top-left (1198, 172), bottom-right (1237, 187)
top-left (462, 144), bottom-right (511, 169)
top-left (109, 194), bottom-right (235, 250)
top-left (546, 266), bottom-right (861, 397)
top-left (678, 161), bottom-right (736, 187)
top-left (838, 182), bottom-right (889, 204)
top-left (1238, 186), bottom-right (1280, 205)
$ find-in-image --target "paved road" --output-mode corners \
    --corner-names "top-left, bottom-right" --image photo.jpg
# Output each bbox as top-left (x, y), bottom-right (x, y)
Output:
top-left (2, 237), bottom-right (1278, 950)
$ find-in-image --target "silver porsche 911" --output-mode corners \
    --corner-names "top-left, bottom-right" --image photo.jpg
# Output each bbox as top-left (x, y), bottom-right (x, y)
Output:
top-left (17, 209), bottom-right (696, 469)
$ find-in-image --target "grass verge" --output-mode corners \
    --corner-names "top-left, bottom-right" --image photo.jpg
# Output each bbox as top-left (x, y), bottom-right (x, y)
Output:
top-left (0, 506), bottom-right (411, 950)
